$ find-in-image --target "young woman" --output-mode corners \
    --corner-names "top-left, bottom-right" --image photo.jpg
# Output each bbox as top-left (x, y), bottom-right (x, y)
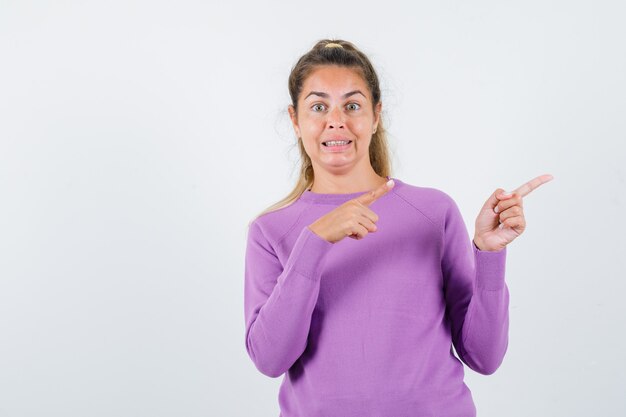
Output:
top-left (244, 39), bottom-right (553, 417)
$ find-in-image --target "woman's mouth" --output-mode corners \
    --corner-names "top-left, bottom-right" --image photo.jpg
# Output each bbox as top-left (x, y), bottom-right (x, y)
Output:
top-left (322, 140), bottom-right (352, 151)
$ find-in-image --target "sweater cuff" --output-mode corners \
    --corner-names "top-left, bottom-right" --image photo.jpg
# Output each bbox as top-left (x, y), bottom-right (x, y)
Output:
top-left (283, 226), bottom-right (335, 281)
top-left (472, 240), bottom-right (507, 290)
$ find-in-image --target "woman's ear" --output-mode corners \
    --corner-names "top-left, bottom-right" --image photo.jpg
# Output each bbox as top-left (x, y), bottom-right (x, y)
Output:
top-left (288, 105), bottom-right (301, 137)
top-left (373, 102), bottom-right (382, 131)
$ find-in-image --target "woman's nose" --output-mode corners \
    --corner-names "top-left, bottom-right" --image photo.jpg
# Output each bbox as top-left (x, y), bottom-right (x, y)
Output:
top-left (327, 106), bottom-right (345, 129)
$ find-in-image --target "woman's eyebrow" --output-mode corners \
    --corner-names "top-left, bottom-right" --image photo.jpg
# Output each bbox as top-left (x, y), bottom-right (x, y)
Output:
top-left (304, 90), bottom-right (366, 100)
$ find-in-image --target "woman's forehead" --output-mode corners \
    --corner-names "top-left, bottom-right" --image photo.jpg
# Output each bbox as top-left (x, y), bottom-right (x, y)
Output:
top-left (302, 66), bottom-right (369, 98)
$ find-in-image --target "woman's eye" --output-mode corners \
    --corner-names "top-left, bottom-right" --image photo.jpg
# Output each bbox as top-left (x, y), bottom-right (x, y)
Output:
top-left (312, 103), bottom-right (360, 112)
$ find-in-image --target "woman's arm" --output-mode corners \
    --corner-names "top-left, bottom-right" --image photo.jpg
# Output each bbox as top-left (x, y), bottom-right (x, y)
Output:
top-left (441, 196), bottom-right (509, 375)
top-left (244, 221), bottom-right (334, 378)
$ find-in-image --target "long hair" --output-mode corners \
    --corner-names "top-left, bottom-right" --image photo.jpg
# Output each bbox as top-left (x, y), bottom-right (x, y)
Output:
top-left (250, 39), bottom-right (393, 225)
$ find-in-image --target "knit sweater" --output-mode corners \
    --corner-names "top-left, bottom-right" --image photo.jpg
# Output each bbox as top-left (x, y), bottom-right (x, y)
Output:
top-left (244, 177), bottom-right (509, 417)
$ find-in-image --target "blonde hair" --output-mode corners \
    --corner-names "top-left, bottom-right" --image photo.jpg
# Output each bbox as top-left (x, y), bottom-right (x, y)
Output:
top-left (249, 39), bottom-right (393, 225)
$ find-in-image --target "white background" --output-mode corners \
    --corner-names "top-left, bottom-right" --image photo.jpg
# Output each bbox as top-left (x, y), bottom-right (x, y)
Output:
top-left (1, 1), bottom-right (624, 416)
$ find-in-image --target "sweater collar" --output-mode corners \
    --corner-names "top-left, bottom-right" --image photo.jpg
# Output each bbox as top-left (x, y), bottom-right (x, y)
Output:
top-left (299, 176), bottom-right (401, 204)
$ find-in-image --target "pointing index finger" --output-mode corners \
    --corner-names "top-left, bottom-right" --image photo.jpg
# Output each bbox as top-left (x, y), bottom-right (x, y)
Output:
top-left (356, 179), bottom-right (395, 206)
top-left (511, 174), bottom-right (554, 197)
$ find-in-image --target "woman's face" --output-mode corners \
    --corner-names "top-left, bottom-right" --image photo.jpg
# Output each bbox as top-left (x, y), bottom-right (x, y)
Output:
top-left (289, 65), bottom-right (381, 175)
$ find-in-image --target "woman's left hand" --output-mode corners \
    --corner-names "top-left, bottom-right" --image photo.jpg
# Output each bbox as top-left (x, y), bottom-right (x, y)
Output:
top-left (473, 174), bottom-right (554, 252)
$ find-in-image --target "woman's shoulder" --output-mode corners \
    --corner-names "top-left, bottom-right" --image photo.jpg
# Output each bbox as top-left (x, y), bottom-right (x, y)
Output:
top-left (246, 198), bottom-right (308, 244)
top-left (392, 178), bottom-right (457, 207)
top-left (391, 178), bottom-right (460, 224)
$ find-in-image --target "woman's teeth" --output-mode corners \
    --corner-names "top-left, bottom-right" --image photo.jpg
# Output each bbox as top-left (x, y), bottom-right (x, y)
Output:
top-left (323, 140), bottom-right (352, 146)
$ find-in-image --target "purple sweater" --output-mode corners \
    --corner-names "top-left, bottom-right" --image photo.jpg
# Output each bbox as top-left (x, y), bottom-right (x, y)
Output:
top-left (244, 177), bottom-right (509, 417)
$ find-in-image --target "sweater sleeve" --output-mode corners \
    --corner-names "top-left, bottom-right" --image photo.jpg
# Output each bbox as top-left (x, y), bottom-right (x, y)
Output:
top-left (244, 221), bottom-right (335, 378)
top-left (441, 196), bottom-right (509, 375)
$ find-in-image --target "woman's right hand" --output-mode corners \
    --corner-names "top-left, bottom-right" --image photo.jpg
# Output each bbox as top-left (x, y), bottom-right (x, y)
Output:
top-left (307, 179), bottom-right (395, 244)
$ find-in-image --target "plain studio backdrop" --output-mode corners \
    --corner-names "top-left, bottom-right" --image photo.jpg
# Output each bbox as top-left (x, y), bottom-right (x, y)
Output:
top-left (0, 1), bottom-right (624, 416)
